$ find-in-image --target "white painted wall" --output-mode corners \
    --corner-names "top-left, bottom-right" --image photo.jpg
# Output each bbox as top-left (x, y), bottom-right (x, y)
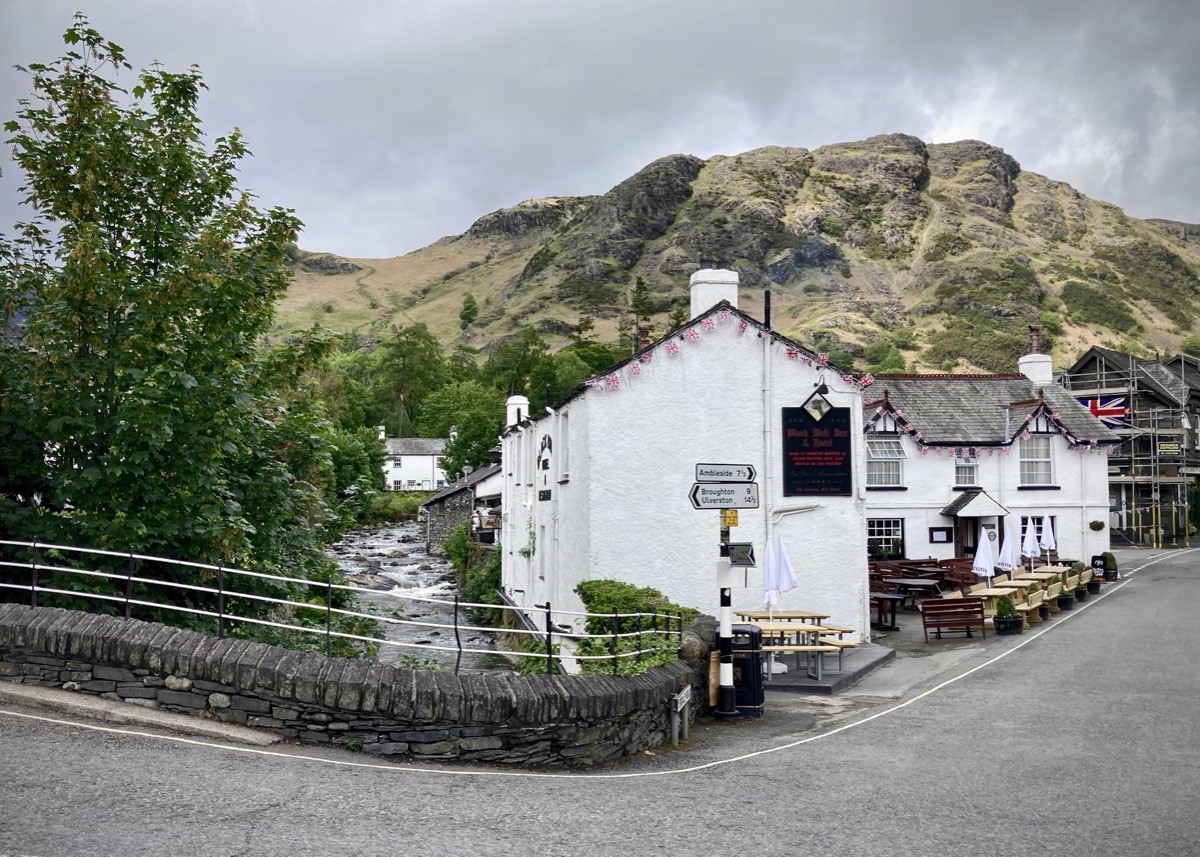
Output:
top-left (864, 433), bottom-right (1112, 563)
top-left (502, 311), bottom-right (872, 641)
top-left (384, 453), bottom-right (447, 491)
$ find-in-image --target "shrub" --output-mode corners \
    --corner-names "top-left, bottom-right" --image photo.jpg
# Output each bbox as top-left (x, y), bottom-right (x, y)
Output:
top-left (462, 548), bottom-right (503, 625)
top-left (819, 215), bottom-right (845, 237)
top-left (362, 492), bottom-right (431, 525)
top-left (572, 579), bottom-right (697, 676)
top-left (1061, 280), bottom-right (1137, 331)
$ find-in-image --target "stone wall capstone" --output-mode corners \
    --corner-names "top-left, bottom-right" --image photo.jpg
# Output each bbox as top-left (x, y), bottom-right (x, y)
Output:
top-left (0, 604), bottom-right (703, 766)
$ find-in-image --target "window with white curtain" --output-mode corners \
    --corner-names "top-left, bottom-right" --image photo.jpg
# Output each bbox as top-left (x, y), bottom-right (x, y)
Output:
top-left (1020, 435), bottom-right (1053, 485)
top-left (955, 451), bottom-right (978, 486)
top-left (866, 438), bottom-right (906, 487)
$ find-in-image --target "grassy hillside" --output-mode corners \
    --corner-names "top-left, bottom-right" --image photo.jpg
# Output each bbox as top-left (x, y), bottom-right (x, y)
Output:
top-left (275, 135), bottom-right (1200, 373)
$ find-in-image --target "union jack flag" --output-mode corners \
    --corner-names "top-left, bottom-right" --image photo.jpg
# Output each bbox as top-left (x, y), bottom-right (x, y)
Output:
top-left (1081, 396), bottom-right (1128, 427)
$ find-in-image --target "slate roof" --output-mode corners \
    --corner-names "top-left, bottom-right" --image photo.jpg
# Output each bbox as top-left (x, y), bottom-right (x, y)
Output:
top-left (421, 463), bottom-right (502, 507)
top-left (384, 437), bottom-right (447, 457)
top-left (1068, 346), bottom-right (1188, 405)
top-left (534, 300), bottom-right (851, 419)
top-left (864, 374), bottom-right (1121, 446)
top-left (941, 488), bottom-right (1009, 518)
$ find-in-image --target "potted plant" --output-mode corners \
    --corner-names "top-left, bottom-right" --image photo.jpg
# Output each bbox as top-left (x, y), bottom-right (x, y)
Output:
top-left (1102, 551), bottom-right (1119, 582)
top-left (1086, 570), bottom-right (1102, 595)
top-left (993, 595), bottom-right (1024, 635)
top-left (1054, 575), bottom-right (1076, 611)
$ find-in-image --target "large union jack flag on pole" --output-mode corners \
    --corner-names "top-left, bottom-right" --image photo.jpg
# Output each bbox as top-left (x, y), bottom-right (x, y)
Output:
top-left (1080, 395), bottom-right (1128, 427)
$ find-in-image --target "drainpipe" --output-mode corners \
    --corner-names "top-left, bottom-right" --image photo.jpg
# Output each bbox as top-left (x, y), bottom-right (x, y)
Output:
top-left (762, 294), bottom-right (773, 560)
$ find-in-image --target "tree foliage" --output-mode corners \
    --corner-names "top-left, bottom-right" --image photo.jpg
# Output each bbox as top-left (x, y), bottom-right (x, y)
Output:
top-left (372, 322), bottom-right (447, 435)
top-left (458, 293), bottom-right (479, 330)
top-left (0, 18), bottom-right (350, 620)
top-left (415, 380), bottom-right (504, 479)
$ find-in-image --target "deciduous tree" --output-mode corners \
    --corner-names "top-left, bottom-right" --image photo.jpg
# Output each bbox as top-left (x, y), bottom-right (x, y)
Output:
top-left (0, 18), bottom-right (347, 620)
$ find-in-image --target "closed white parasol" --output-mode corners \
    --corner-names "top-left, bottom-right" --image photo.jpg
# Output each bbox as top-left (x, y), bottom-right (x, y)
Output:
top-left (763, 534), bottom-right (799, 610)
top-left (1021, 518), bottom-right (1041, 571)
top-left (996, 526), bottom-right (1018, 572)
top-left (972, 530), bottom-right (996, 585)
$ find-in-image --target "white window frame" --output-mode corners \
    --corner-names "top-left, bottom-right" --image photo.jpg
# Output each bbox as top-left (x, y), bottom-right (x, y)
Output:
top-left (955, 451), bottom-right (978, 486)
top-left (867, 518), bottom-right (904, 555)
top-left (866, 438), bottom-right (906, 487)
top-left (1020, 435), bottom-right (1054, 486)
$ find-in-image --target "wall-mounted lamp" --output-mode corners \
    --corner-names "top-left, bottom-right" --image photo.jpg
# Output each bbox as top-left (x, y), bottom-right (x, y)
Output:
top-left (814, 374), bottom-right (829, 395)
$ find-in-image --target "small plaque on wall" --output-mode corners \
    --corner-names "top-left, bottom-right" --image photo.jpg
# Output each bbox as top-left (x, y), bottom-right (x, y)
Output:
top-left (929, 527), bottom-right (952, 544)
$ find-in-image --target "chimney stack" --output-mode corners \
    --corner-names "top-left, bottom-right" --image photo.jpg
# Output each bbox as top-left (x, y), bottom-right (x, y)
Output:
top-left (1018, 324), bottom-right (1054, 385)
top-left (506, 395), bottom-right (529, 428)
top-left (689, 265), bottom-right (739, 318)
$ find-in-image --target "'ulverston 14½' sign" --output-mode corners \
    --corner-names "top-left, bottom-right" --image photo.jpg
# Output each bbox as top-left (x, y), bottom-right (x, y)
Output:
top-left (781, 395), bottom-right (853, 496)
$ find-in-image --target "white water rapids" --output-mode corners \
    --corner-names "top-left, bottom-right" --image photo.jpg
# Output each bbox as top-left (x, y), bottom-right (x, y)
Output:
top-left (325, 521), bottom-right (512, 672)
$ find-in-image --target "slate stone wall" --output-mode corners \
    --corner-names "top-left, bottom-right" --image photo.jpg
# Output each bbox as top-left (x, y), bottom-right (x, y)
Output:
top-left (424, 490), bottom-right (473, 557)
top-left (0, 604), bottom-right (701, 766)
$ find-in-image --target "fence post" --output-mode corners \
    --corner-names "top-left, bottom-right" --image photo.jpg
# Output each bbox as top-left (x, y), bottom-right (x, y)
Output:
top-left (611, 608), bottom-right (619, 675)
top-left (543, 602), bottom-right (553, 675)
top-left (125, 550), bottom-right (134, 619)
top-left (636, 612), bottom-right (643, 666)
top-left (30, 538), bottom-right (39, 608)
top-left (453, 594), bottom-right (463, 675)
top-left (217, 561), bottom-right (225, 640)
top-left (325, 576), bottom-right (333, 657)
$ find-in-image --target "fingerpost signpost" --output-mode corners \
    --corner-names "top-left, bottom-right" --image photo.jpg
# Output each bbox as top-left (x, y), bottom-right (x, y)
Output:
top-left (691, 463), bottom-right (759, 716)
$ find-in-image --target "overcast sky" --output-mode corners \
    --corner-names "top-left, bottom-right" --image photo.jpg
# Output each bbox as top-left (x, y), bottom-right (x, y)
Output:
top-left (2, 1), bottom-right (1197, 258)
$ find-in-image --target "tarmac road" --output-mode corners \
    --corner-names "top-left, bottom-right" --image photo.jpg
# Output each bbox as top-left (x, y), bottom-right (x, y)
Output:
top-left (1, 547), bottom-right (1196, 857)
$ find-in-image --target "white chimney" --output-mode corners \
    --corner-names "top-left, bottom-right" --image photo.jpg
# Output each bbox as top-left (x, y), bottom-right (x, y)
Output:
top-left (378, 425), bottom-right (386, 441)
top-left (690, 266), bottom-right (739, 317)
top-left (1018, 324), bottom-right (1054, 385)
top-left (506, 395), bottom-right (529, 428)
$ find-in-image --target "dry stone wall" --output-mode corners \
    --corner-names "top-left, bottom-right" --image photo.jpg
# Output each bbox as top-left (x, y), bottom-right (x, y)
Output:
top-left (0, 604), bottom-right (701, 766)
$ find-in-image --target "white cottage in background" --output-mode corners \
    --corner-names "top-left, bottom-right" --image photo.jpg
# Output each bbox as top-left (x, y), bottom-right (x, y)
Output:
top-left (381, 432), bottom-right (449, 491)
top-left (500, 267), bottom-right (873, 640)
top-left (862, 328), bottom-right (1120, 565)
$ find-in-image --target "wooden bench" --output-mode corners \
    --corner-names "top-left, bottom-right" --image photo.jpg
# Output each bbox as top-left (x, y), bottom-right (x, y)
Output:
top-left (817, 636), bottom-right (858, 671)
top-left (1013, 591), bottom-right (1043, 627)
top-left (762, 644), bottom-right (842, 680)
top-left (920, 597), bottom-right (987, 642)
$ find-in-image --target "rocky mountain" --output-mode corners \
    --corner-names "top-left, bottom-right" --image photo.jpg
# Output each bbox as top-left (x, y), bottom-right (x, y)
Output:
top-left (276, 133), bottom-right (1200, 374)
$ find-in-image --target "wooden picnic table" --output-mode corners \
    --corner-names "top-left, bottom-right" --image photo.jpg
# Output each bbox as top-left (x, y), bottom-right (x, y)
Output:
top-left (870, 593), bottom-right (905, 631)
top-left (1012, 571), bottom-right (1059, 584)
top-left (734, 610), bottom-right (830, 624)
top-left (882, 577), bottom-right (941, 608)
top-left (970, 587), bottom-right (1024, 616)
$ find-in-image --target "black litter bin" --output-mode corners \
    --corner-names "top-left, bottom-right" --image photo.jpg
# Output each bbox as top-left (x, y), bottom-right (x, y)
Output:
top-left (730, 623), bottom-right (764, 718)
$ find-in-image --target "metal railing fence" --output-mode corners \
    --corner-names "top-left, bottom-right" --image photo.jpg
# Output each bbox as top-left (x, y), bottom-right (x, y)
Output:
top-left (0, 540), bottom-right (684, 675)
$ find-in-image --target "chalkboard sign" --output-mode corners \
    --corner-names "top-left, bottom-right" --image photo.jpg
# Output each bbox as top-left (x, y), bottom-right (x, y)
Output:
top-left (782, 396), bottom-right (853, 496)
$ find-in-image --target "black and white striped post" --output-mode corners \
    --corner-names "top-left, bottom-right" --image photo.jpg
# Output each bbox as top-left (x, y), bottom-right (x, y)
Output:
top-left (715, 558), bottom-right (737, 715)
top-left (715, 512), bottom-right (737, 716)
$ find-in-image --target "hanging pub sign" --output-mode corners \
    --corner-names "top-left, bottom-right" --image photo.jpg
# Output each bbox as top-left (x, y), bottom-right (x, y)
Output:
top-left (782, 392), bottom-right (853, 496)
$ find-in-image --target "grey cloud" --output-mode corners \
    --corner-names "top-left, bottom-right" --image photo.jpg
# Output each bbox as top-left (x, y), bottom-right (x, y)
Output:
top-left (2, 0), bottom-right (1196, 257)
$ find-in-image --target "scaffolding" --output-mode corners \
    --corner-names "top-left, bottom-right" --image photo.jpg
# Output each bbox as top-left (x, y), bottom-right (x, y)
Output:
top-left (1057, 351), bottom-right (1195, 548)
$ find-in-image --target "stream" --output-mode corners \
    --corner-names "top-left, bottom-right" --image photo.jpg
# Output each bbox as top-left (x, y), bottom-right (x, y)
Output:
top-left (325, 521), bottom-right (512, 672)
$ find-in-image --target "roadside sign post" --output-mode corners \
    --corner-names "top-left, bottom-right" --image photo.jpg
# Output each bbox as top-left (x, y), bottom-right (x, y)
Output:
top-left (691, 463), bottom-right (759, 717)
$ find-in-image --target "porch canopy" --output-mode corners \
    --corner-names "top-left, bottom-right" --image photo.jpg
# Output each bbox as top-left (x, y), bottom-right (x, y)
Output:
top-left (941, 488), bottom-right (1009, 519)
